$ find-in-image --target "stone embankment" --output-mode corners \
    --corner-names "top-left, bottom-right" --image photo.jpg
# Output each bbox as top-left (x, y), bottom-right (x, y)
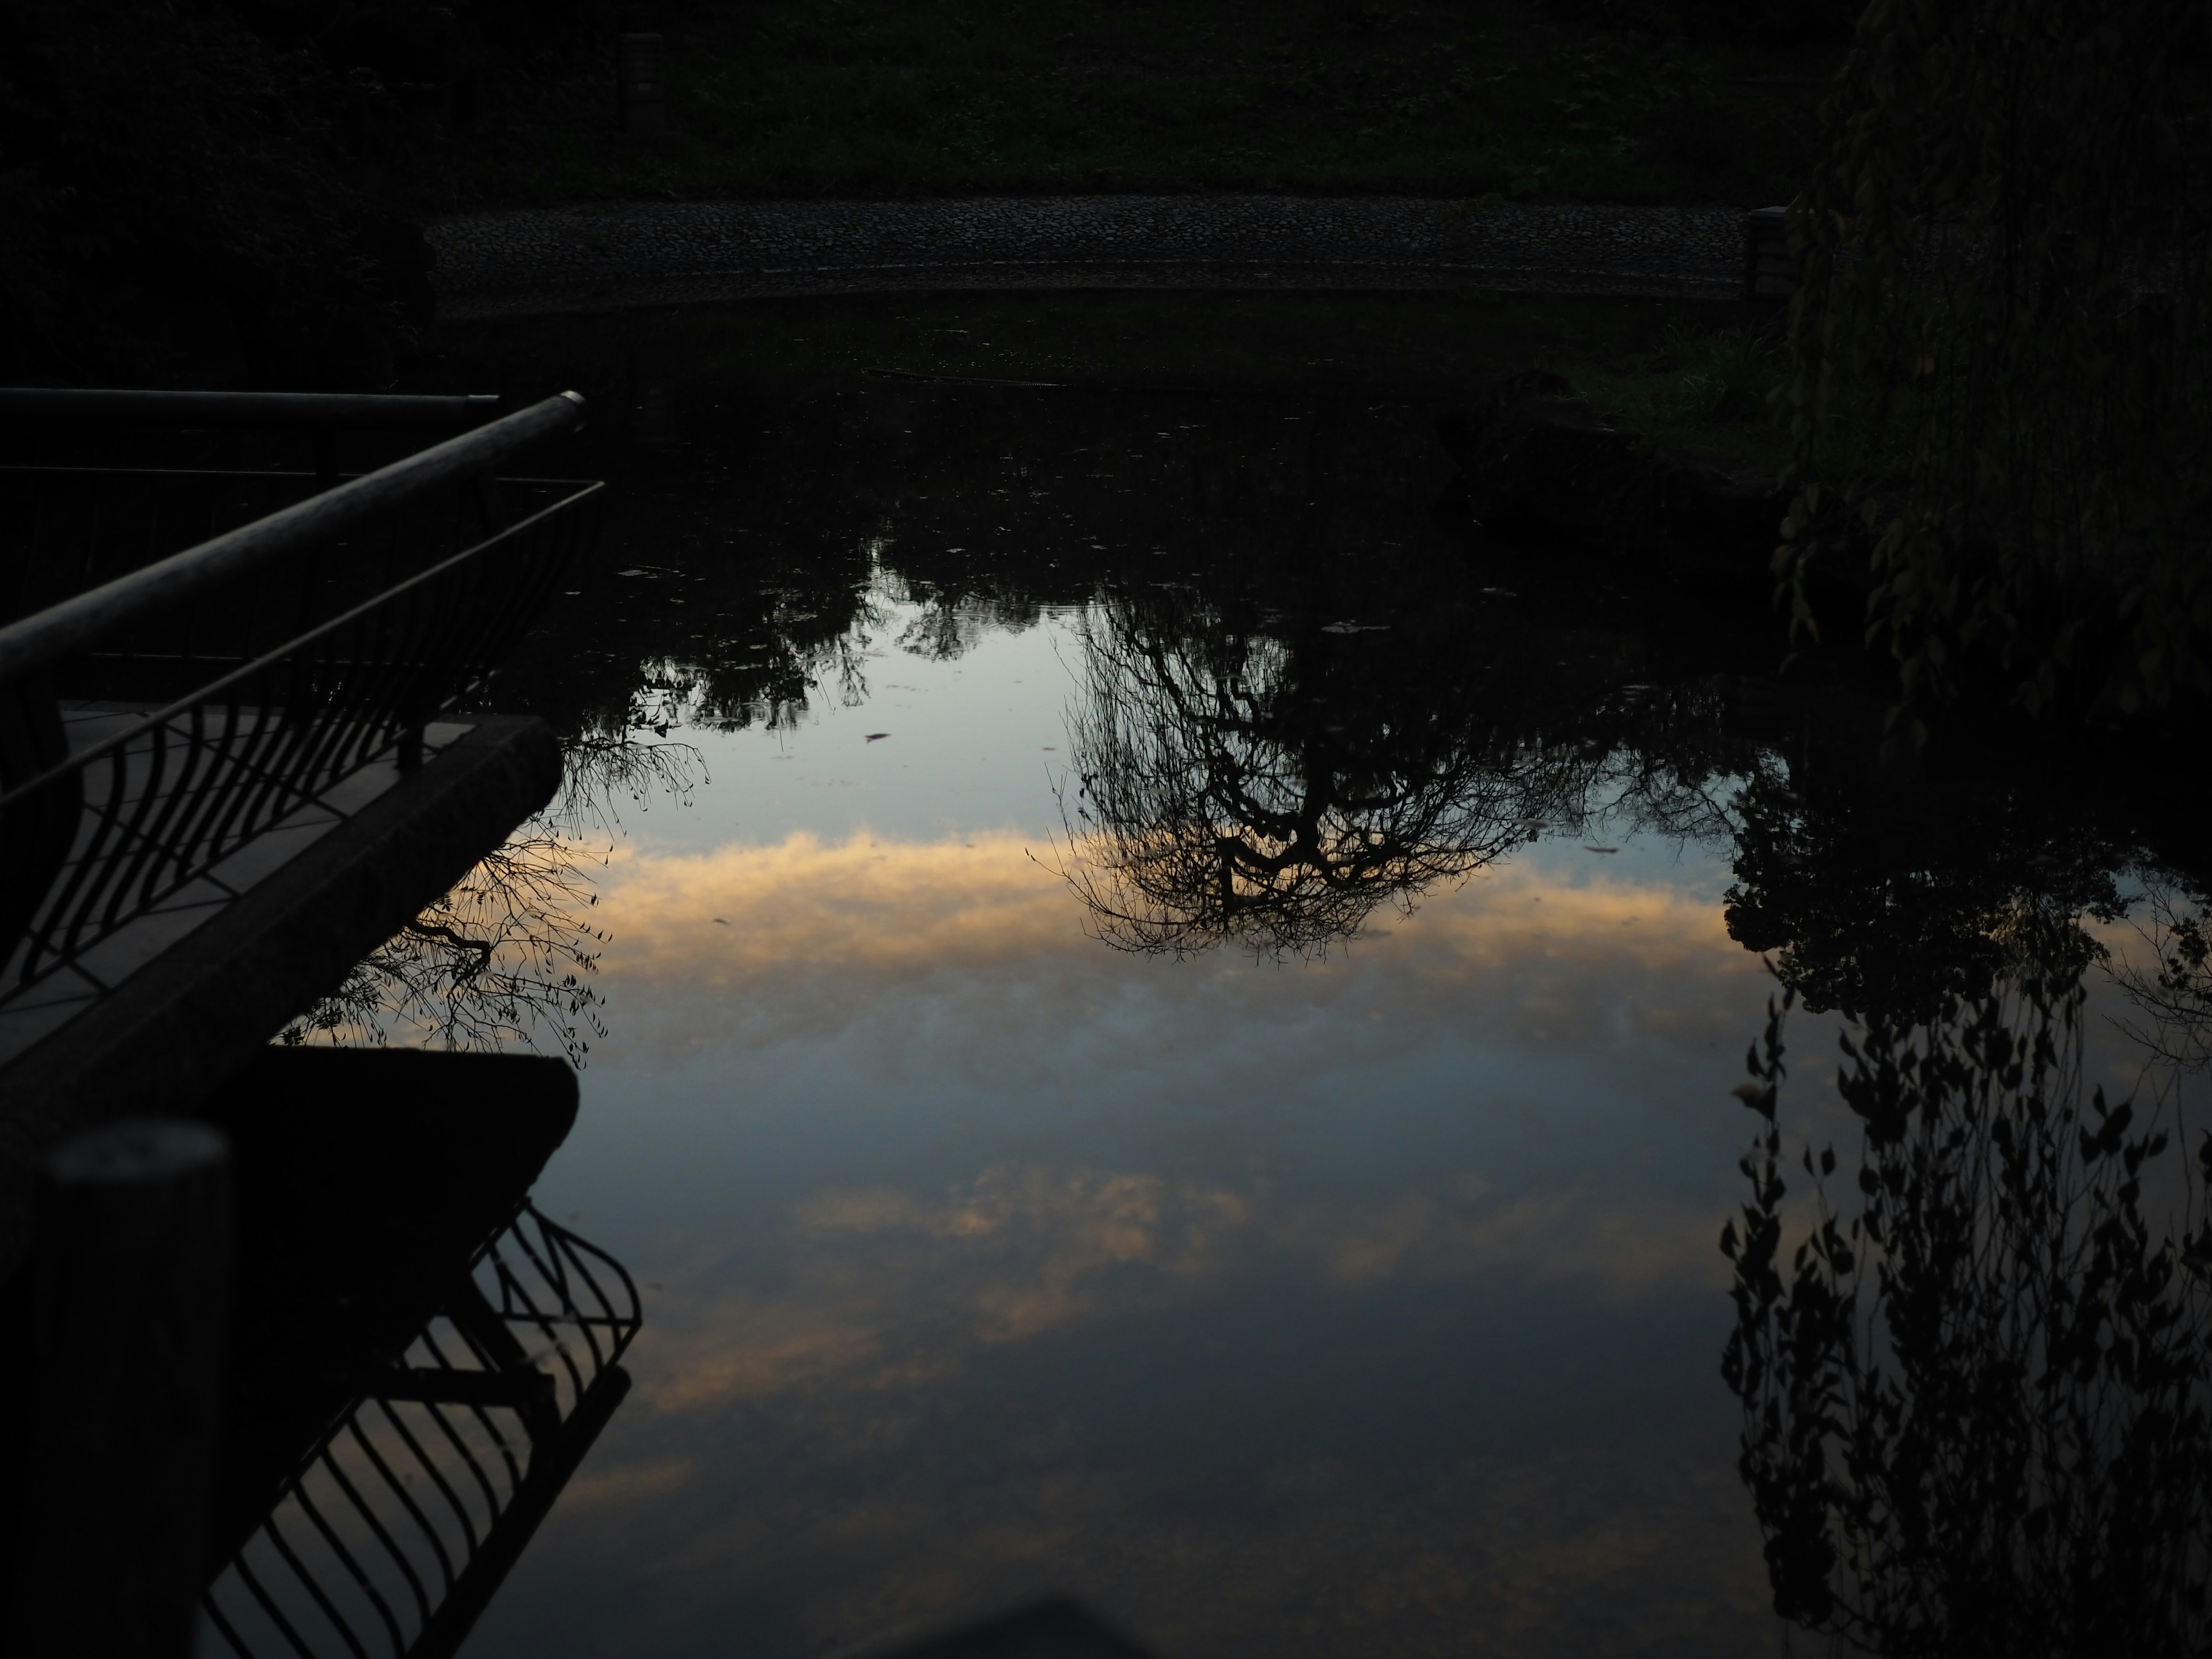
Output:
top-left (427, 195), bottom-right (1747, 319)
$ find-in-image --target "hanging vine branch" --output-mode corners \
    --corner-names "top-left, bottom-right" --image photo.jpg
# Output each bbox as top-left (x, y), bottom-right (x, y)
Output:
top-left (1781, 0), bottom-right (2212, 732)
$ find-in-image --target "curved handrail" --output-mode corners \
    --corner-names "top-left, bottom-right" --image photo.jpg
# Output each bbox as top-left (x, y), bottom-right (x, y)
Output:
top-left (0, 391), bottom-right (585, 685)
top-left (200, 1201), bottom-right (643, 1659)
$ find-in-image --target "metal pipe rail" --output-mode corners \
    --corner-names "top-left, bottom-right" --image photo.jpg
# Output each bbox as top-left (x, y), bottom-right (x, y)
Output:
top-left (0, 393), bottom-right (580, 685)
top-left (0, 392), bottom-right (598, 1009)
top-left (0, 388), bottom-right (503, 429)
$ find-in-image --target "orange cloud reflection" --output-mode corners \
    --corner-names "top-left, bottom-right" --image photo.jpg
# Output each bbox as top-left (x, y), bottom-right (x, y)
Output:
top-left (590, 829), bottom-right (1759, 1063)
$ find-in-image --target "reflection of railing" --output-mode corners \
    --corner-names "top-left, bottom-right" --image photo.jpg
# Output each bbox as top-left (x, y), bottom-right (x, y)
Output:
top-left (0, 394), bottom-right (600, 1005)
top-left (201, 1203), bottom-right (641, 1659)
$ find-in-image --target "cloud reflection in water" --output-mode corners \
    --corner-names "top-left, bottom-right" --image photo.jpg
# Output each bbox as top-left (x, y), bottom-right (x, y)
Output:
top-left (588, 828), bottom-right (1756, 1073)
top-left (479, 826), bottom-right (1784, 1658)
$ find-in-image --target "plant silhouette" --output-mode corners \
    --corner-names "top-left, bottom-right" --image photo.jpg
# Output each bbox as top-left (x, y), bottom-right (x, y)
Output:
top-left (1723, 974), bottom-right (2212, 1657)
top-left (280, 733), bottom-right (699, 1064)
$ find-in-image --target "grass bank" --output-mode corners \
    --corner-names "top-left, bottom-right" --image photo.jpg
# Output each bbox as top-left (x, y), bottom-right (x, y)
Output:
top-left (1556, 326), bottom-right (1790, 472)
top-left (435, 0), bottom-right (1839, 211)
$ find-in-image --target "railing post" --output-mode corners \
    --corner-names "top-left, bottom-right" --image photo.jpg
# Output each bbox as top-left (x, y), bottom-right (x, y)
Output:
top-left (3, 1119), bottom-right (232, 1659)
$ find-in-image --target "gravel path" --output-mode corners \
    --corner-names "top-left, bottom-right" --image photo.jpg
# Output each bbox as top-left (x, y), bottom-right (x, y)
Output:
top-left (429, 196), bottom-right (1747, 319)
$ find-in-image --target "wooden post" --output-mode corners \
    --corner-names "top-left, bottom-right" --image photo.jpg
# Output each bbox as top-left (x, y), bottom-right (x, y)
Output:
top-left (618, 34), bottom-right (668, 135)
top-left (4, 1119), bottom-right (232, 1659)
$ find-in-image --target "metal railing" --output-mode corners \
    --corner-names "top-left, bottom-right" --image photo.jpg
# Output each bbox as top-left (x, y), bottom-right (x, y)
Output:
top-left (0, 392), bottom-right (601, 1007)
top-left (200, 1204), bottom-right (642, 1659)
top-left (0, 389), bottom-right (503, 429)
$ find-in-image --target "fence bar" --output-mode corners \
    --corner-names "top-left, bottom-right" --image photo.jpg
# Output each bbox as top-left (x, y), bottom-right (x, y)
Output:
top-left (0, 393), bottom-right (584, 686)
top-left (0, 390), bottom-right (503, 429)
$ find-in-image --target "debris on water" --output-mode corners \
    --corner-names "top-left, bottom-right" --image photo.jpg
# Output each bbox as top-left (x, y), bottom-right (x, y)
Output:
top-left (865, 732), bottom-right (891, 742)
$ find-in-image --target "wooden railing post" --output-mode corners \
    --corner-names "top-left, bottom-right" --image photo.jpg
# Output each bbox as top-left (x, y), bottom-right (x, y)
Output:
top-left (4, 1119), bottom-right (232, 1659)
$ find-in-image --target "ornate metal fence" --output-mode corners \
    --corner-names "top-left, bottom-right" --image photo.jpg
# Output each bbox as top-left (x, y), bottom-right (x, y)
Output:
top-left (0, 392), bottom-right (601, 1009)
top-left (199, 1204), bottom-right (641, 1659)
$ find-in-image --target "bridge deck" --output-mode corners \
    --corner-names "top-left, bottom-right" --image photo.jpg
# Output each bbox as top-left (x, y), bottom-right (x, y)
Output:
top-left (0, 713), bottom-right (561, 1276)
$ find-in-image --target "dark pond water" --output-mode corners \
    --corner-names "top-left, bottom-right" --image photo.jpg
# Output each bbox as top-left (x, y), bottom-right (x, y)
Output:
top-left (305, 310), bottom-right (2212, 1659)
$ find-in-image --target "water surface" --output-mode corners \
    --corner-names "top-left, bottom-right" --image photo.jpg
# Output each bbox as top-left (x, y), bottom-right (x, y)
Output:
top-left (388, 343), bottom-right (2205, 1658)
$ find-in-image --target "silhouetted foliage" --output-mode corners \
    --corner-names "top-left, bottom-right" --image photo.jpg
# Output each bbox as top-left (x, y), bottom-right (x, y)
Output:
top-left (1722, 768), bottom-right (2131, 1024)
top-left (1781, 0), bottom-right (2212, 728)
top-left (1723, 979), bottom-right (2212, 1656)
top-left (5, 0), bottom-right (380, 382)
top-left (0, 0), bottom-right (607, 383)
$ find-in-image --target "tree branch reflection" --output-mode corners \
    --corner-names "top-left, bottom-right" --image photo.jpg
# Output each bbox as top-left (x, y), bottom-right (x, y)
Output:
top-left (1055, 589), bottom-right (1616, 959)
top-left (281, 733), bottom-right (701, 1063)
top-left (1723, 974), bottom-right (2212, 1656)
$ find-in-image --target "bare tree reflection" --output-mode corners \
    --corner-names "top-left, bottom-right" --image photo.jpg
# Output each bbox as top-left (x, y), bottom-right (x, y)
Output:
top-left (1056, 592), bottom-right (1605, 958)
top-left (547, 727), bottom-right (703, 836)
top-left (1722, 975), bottom-right (2212, 1658)
top-left (280, 734), bottom-right (701, 1063)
